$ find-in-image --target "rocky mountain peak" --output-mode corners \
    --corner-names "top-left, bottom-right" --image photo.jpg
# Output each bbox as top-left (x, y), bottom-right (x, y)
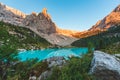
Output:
top-left (31, 12), bottom-right (38, 16)
top-left (0, 3), bottom-right (26, 26)
top-left (113, 5), bottom-right (120, 12)
top-left (23, 8), bottom-right (57, 34)
top-left (0, 3), bottom-right (26, 18)
top-left (41, 8), bottom-right (51, 20)
top-left (42, 8), bottom-right (47, 15)
top-left (0, 3), bottom-right (78, 46)
top-left (90, 4), bottom-right (120, 31)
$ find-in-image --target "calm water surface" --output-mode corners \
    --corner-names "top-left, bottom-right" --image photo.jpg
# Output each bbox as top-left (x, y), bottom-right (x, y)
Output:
top-left (18, 48), bottom-right (88, 61)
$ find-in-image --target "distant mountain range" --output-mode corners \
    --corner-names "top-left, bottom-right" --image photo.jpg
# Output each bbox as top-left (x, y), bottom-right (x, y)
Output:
top-left (72, 5), bottom-right (120, 49)
top-left (72, 5), bottom-right (120, 38)
top-left (0, 3), bottom-right (120, 46)
top-left (90, 5), bottom-right (120, 30)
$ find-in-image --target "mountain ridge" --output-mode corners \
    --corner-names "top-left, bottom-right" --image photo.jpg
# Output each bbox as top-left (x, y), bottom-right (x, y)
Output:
top-left (0, 3), bottom-right (120, 46)
top-left (0, 3), bottom-right (26, 18)
top-left (0, 3), bottom-right (79, 46)
top-left (90, 4), bottom-right (120, 31)
top-left (75, 4), bottom-right (120, 38)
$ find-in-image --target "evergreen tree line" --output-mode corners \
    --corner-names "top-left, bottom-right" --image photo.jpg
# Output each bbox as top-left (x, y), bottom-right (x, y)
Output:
top-left (72, 25), bottom-right (120, 49)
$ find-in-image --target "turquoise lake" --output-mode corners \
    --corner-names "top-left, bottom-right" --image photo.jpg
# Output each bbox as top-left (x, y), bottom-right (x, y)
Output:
top-left (18, 48), bottom-right (88, 61)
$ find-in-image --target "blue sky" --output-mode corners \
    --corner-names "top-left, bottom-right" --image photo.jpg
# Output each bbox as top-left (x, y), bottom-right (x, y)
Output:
top-left (0, 0), bottom-right (120, 31)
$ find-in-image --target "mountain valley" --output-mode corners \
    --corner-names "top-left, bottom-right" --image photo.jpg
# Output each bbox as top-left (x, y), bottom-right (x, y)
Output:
top-left (0, 3), bottom-right (120, 46)
top-left (0, 2), bottom-right (120, 80)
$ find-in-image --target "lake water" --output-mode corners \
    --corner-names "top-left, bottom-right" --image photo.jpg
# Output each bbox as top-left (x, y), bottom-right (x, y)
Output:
top-left (18, 48), bottom-right (88, 61)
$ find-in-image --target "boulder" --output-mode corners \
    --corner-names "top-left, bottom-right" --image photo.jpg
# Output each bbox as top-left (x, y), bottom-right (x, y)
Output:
top-left (38, 70), bottom-right (52, 80)
top-left (38, 57), bottom-right (66, 80)
top-left (44, 56), bottom-right (66, 68)
top-left (90, 51), bottom-right (120, 80)
top-left (29, 76), bottom-right (37, 80)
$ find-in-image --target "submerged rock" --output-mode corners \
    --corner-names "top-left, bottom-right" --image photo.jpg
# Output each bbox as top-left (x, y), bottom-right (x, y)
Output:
top-left (90, 51), bottom-right (120, 80)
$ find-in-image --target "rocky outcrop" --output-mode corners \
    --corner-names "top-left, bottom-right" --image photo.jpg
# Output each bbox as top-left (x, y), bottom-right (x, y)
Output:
top-left (90, 5), bottom-right (120, 31)
top-left (1, 3), bottom-right (120, 45)
top-left (23, 8), bottom-right (57, 34)
top-left (0, 3), bottom-right (78, 46)
top-left (22, 8), bottom-right (78, 46)
top-left (42, 8), bottom-right (51, 20)
top-left (45, 56), bottom-right (66, 68)
top-left (41, 33), bottom-right (78, 46)
top-left (90, 51), bottom-right (120, 80)
top-left (38, 70), bottom-right (52, 80)
top-left (0, 3), bottom-right (26, 26)
top-left (37, 57), bottom-right (66, 80)
top-left (28, 57), bottom-right (66, 80)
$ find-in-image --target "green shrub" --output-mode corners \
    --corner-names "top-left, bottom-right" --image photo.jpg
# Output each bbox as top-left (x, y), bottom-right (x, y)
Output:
top-left (0, 21), bottom-right (51, 49)
top-left (47, 53), bottom-right (95, 80)
top-left (7, 59), bottom-right (49, 80)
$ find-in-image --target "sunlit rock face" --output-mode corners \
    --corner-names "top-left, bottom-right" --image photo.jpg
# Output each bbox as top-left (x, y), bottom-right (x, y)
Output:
top-left (57, 4), bottom-right (120, 39)
top-left (42, 8), bottom-right (51, 20)
top-left (23, 8), bottom-right (57, 34)
top-left (56, 28), bottom-right (79, 37)
top-left (90, 5), bottom-right (120, 31)
top-left (0, 3), bottom-right (78, 46)
top-left (22, 8), bottom-right (77, 46)
top-left (0, 3), bottom-right (26, 26)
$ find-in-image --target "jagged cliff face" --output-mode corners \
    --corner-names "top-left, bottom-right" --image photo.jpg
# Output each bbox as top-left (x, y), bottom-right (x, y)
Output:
top-left (23, 8), bottom-right (57, 34)
top-left (90, 5), bottom-right (120, 31)
top-left (0, 4), bottom-right (57, 34)
top-left (0, 3), bottom-right (77, 46)
top-left (2, 3), bottom-right (120, 46)
top-left (0, 3), bottom-right (26, 26)
top-left (22, 8), bottom-right (77, 46)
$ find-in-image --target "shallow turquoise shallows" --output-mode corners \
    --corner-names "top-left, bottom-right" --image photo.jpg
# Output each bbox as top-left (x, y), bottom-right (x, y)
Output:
top-left (18, 48), bottom-right (88, 61)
